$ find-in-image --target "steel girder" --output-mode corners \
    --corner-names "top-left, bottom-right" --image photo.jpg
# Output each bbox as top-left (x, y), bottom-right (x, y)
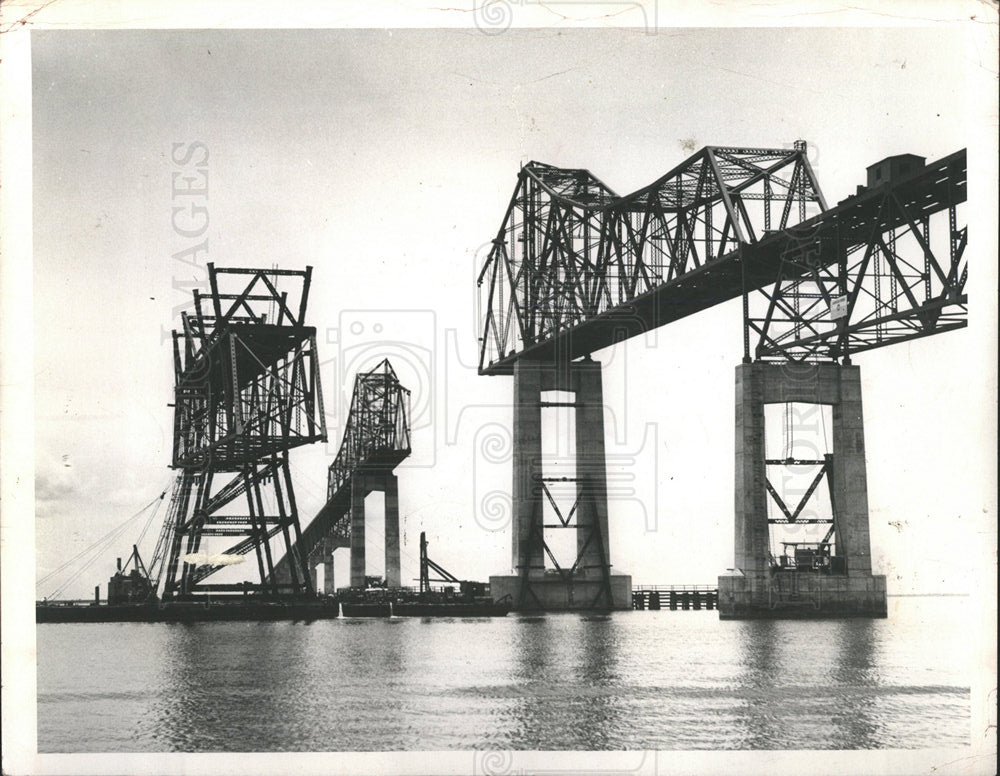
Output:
top-left (477, 143), bottom-right (825, 374)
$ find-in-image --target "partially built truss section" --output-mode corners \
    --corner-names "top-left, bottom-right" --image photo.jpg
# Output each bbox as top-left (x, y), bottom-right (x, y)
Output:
top-left (153, 264), bottom-right (326, 599)
top-left (269, 359), bottom-right (411, 590)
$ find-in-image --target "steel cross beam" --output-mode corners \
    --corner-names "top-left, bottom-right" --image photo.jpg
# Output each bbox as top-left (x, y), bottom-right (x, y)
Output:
top-left (477, 143), bottom-right (825, 374)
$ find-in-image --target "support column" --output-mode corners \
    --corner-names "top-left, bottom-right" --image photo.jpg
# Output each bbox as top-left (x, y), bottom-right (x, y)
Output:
top-left (309, 565), bottom-right (319, 594)
top-left (719, 361), bottom-right (885, 619)
top-left (384, 474), bottom-right (401, 588)
top-left (491, 357), bottom-right (631, 610)
top-left (512, 359), bottom-right (544, 576)
top-left (831, 365), bottom-right (873, 574)
top-left (323, 551), bottom-right (335, 594)
top-left (574, 359), bottom-right (610, 574)
top-left (733, 364), bottom-right (770, 576)
top-left (350, 474), bottom-right (366, 587)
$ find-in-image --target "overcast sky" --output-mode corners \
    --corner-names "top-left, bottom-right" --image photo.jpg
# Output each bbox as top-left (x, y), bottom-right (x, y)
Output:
top-left (27, 26), bottom-right (996, 599)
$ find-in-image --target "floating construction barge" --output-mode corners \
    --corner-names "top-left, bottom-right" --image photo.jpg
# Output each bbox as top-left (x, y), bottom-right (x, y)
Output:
top-left (337, 533), bottom-right (512, 617)
top-left (35, 597), bottom-right (343, 624)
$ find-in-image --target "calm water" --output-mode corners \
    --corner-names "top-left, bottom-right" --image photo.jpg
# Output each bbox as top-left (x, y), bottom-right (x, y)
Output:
top-left (37, 596), bottom-right (971, 752)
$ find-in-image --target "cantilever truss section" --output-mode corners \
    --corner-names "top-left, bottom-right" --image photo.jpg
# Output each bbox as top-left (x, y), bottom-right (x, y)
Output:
top-left (269, 358), bottom-right (411, 576)
top-left (327, 359), bottom-right (411, 505)
top-left (748, 149), bottom-right (967, 362)
top-left (152, 264), bottom-right (327, 599)
top-left (478, 143), bottom-right (825, 374)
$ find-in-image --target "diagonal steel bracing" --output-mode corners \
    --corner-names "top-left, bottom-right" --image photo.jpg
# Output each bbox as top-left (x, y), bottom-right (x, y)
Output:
top-left (748, 149), bottom-right (967, 362)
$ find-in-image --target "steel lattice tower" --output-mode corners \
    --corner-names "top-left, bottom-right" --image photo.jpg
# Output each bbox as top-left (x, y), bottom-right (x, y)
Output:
top-left (151, 263), bottom-right (326, 599)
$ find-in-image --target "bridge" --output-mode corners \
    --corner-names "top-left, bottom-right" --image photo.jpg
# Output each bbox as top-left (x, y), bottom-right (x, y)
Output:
top-left (479, 142), bottom-right (967, 616)
top-left (271, 358), bottom-right (411, 591)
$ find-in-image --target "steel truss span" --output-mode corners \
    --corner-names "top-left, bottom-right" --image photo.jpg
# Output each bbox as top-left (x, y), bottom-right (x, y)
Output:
top-left (151, 264), bottom-right (327, 599)
top-left (749, 149), bottom-right (967, 361)
top-left (478, 143), bottom-right (967, 371)
top-left (477, 143), bottom-right (825, 374)
top-left (271, 358), bottom-right (411, 574)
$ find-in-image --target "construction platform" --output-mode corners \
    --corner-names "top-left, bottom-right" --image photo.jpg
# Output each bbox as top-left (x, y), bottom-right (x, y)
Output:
top-left (35, 597), bottom-right (342, 624)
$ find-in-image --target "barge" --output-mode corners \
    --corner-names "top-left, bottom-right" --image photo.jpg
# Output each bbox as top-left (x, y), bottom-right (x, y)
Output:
top-left (337, 589), bottom-right (511, 618)
top-left (336, 532), bottom-right (512, 618)
top-left (36, 596), bottom-right (342, 624)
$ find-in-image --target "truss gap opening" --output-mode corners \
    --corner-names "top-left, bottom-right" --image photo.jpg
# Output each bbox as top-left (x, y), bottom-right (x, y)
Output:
top-left (540, 390), bottom-right (577, 571)
top-left (763, 401), bottom-right (835, 562)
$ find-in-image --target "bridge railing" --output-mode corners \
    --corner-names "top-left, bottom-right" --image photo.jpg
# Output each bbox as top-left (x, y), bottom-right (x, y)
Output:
top-left (632, 584), bottom-right (718, 592)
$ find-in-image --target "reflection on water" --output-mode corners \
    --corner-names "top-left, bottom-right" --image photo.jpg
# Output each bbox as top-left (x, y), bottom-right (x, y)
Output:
top-left (36, 598), bottom-right (972, 752)
top-left (830, 620), bottom-right (882, 749)
top-left (501, 614), bottom-right (623, 749)
top-left (733, 618), bottom-right (887, 749)
top-left (735, 620), bottom-right (780, 748)
top-left (576, 615), bottom-right (621, 749)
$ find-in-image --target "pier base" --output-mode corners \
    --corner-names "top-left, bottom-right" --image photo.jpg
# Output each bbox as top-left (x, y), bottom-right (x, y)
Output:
top-left (489, 573), bottom-right (632, 611)
top-left (718, 571), bottom-right (887, 619)
top-left (720, 361), bottom-right (887, 620)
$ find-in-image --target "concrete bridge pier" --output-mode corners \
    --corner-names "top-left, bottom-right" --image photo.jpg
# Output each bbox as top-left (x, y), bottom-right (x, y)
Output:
top-left (323, 551), bottom-right (335, 594)
top-left (349, 472), bottom-right (401, 588)
top-left (718, 362), bottom-right (887, 619)
top-left (490, 357), bottom-right (631, 610)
